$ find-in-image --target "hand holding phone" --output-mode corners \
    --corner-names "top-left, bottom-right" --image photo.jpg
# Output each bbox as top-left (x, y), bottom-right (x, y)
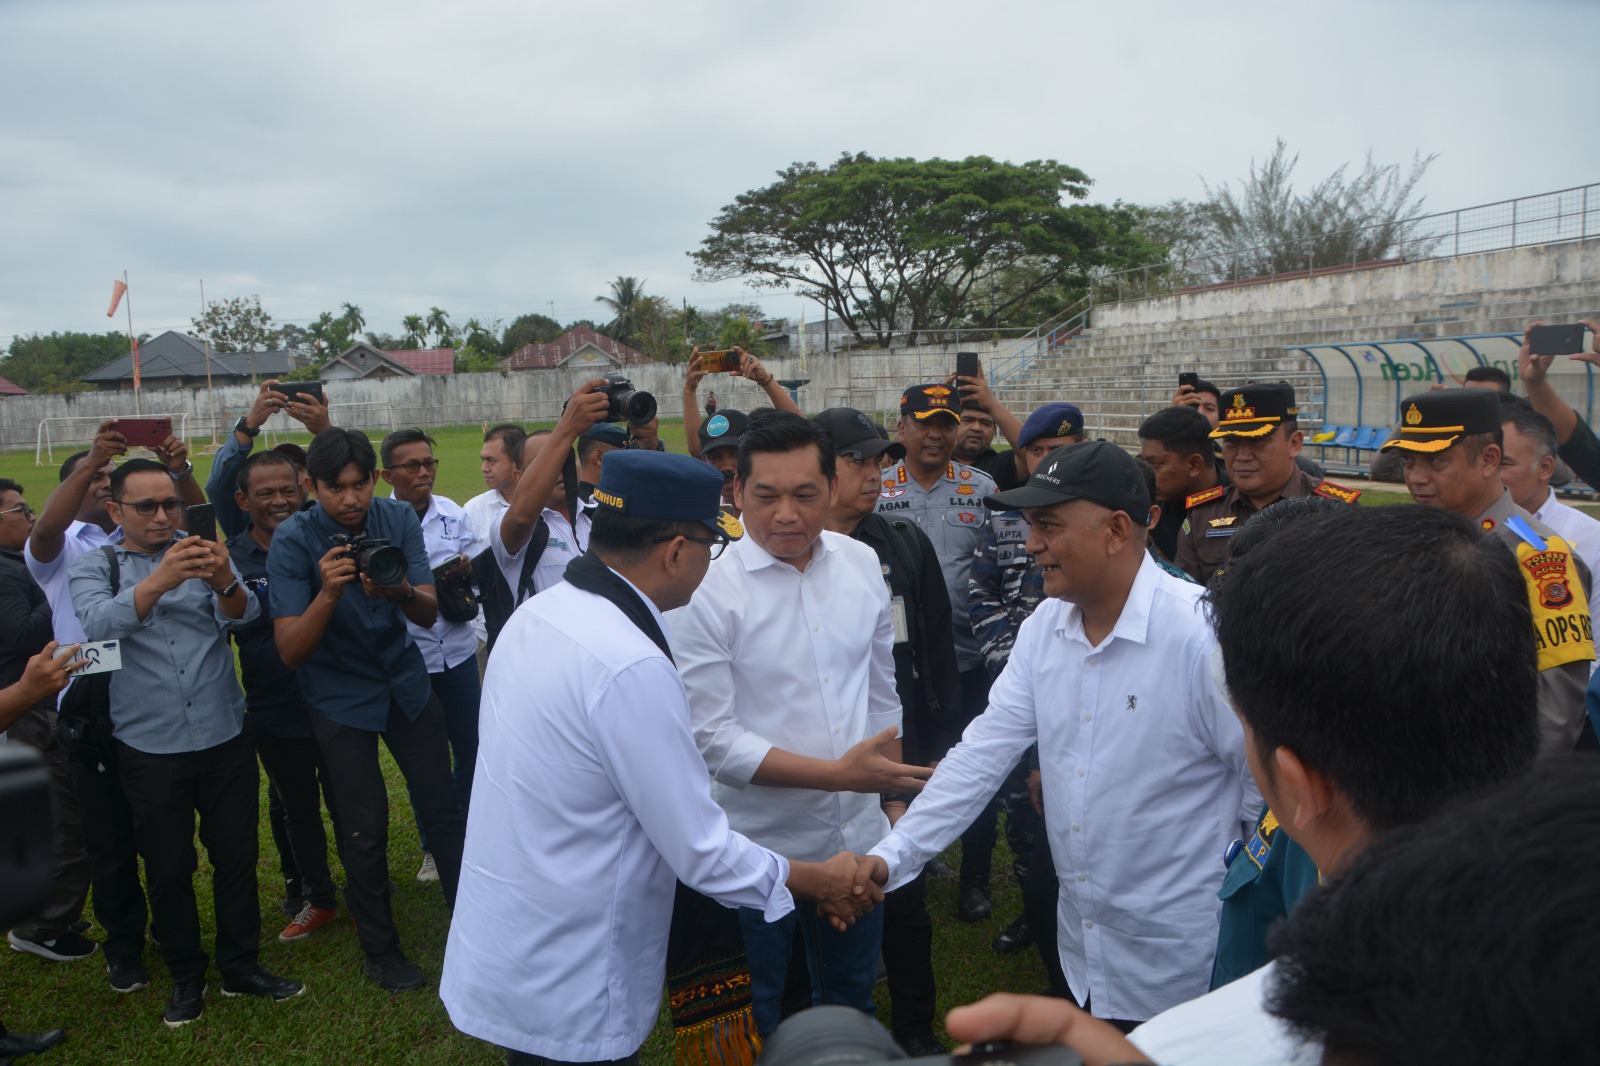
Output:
top-left (184, 504), bottom-right (217, 544)
top-left (57, 640), bottom-right (122, 677)
top-left (699, 350), bottom-right (738, 374)
top-left (1178, 372), bottom-right (1200, 391)
top-left (1528, 324), bottom-right (1591, 358)
top-left (115, 417), bottom-right (172, 449)
top-left (955, 352), bottom-right (982, 410)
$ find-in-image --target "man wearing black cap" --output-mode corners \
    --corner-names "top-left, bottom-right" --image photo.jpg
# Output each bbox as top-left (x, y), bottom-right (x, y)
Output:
top-left (877, 383), bottom-right (999, 916)
top-left (694, 408), bottom-right (751, 512)
top-left (856, 440), bottom-right (1260, 1028)
top-left (816, 407), bottom-right (961, 1056)
top-left (442, 450), bottom-right (878, 1066)
top-left (1175, 384), bottom-right (1359, 585)
top-left (1382, 386), bottom-right (1594, 754)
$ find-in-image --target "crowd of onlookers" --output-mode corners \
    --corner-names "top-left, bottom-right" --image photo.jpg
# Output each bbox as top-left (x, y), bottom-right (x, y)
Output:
top-left (3, 325), bottom-right (1599, 1065)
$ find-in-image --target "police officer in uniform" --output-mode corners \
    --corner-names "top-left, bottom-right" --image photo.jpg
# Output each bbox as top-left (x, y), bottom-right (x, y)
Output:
top-left (876, 383), bottom-right (999, 919)
top-left (1175, 383), bottom-right (1360, 585)
top-left (816, 407), bottom-right (961, 1056)
top-left (1382, 387), bottom-right (1595, 754)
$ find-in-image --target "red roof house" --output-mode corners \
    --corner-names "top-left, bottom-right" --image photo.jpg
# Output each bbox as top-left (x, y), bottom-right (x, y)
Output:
top-left (502, 326), bottom-right (649, 371)
top-left (383, 348), bottom-right (455, 376)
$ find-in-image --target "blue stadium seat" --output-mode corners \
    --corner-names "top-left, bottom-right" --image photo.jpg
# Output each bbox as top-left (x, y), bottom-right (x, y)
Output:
top-left (1350, 426), bottom-right (1380, 450)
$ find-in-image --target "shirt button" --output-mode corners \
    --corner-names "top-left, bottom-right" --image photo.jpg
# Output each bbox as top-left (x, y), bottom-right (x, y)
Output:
top-left (822, 675), bottom-right (830, 683)
top-left (1087, 657), bottom-right (1098, 666)
top-left (1077, 873), bottom-right (1086, 882)
top-left (1072, 823), bottom-right (1081, 832)
top-left (812, 624), bottom-right (820, 632)
top-left (1083, 714), bottom-right (1092, 722)
top-left (1084, 921), bottom-right (1094, 929)
top-left (1076, 768), bottom-right (1085, 778)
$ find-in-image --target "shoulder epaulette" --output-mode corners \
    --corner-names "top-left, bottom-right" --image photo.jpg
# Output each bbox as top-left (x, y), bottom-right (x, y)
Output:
top-left (1314, 481), bottom-right (1362, 504)
top-left (1185, 485), bottom-right (1226, 510)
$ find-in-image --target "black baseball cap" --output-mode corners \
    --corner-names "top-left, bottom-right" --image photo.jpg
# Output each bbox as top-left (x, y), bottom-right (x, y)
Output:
top-left (811, 408), bottom-right (906, 462)
top-left (1379, 388), bottom-right (1501, 454)
top-left (698, 409), bottom-right (750, 453)
top-left (984, 440), bottom-right (1150, 524)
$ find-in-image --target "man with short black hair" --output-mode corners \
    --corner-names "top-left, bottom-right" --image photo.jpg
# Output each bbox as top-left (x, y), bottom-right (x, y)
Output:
top-left (205, 379), bottom-right (332, 539)
top-left (380, 428), bottom-right (482, 885)
top-left (1383, 387), bottom-right (1593, 753)
top-left (950, 359), bottom-right (1027, 491)
top-left (673, 410), bottom-right (930, 1037)
top-left (575, 422), bottom-right (626, 499)
top-left (72, 458), bottom-right (302, 1026)
top-left (269, 427), bottom-right (464, 991)
top-left (442, 449), bottom-right (876, 1065)
top-left (859, 441), bottom-right (1261, 1028)
top-left (1137, 406), bottom-right (1226, 561)
top-left (464, 424), bottom-right (526, 669)
top-left (1172, 378), bottom-right (1222, 426)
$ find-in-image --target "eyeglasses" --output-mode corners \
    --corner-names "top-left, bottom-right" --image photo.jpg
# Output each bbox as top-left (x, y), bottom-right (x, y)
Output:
top-left (115, 497), bottom-right (184, 517)
top-left (654, 532), bottom-right (728, 560)
top-left (385, 459), bottom-right (439, 475)
top-left (0, 503), bottom-right (34, 519)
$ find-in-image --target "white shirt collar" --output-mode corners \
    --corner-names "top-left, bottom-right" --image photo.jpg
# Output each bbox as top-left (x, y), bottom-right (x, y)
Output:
top-left (734, 529), bottom-right (837, 573)
top-left (1055, 552), bottom-right (1160, 650)
top-left (607, 565), bottom-right (667, 632)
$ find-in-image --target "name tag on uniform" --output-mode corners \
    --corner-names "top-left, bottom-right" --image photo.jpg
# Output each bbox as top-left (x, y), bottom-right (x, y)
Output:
top-left (890, 596), bottom-right (909, 643)
top-left (1204, 527), bottom-right (1239, 539)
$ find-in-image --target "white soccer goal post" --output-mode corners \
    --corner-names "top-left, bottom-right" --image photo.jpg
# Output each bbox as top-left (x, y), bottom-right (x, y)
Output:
top-left (35, 414), bottom-right (190, 466)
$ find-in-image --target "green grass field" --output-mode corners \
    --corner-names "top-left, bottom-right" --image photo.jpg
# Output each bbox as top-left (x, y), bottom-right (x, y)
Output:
top-left (0, 420), bottom-right (1046, 1065)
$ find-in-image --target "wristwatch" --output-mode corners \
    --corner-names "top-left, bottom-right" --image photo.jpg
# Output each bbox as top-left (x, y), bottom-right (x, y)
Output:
top-left (399, 586), bottom-right (417, 605)
top-left (169, 461), bottom-right (194, 479)
top-left (218, 580), bottom-right (240, 598)
top-left (234, 415), bottom-right (260, 439)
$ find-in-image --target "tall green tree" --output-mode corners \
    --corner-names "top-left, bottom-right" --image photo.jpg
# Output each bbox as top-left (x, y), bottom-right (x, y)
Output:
top-left (595, 277), bottom-right (646, 345)
top-left (192, 294), bottom-right (276, 351)
top-left (425, 307), bottom-right (454, 347)
top-left (691, 153), bottom-right (1158, 347)
top-left (1146, 140), bottom-right (1438, 283)
top-left (308, 311), bottom-right (352, 358)
top-left (1, 331), bottom-right (127, 392)
top-left (341, 302), bottom-right (366, 338)
top-left (401, 314), bottom-right (426, 348)
top-left (500, 312), bottom-right (564, 355)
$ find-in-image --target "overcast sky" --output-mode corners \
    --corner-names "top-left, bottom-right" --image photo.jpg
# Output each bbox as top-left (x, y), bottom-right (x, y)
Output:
top-left (3, 0), bottom-right (1595, 351)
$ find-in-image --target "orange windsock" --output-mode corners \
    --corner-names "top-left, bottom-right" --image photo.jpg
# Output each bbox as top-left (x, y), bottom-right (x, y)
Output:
top-left (106, 279), bottom-right (128, 318)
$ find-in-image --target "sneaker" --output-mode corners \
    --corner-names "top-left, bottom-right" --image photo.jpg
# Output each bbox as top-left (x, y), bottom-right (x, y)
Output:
top-left (278, 903), bottom-right (339, 943)
top-left (415, 852), bottom-right (439, 883)
top-left (279, 895), bottom-right (307, 918)
top-left (8, 929), bottom-right (98, 962)
top-left (108, 955), bottom-right (151, 993)
top-left (363, 950), bottom-right (425, 992)
top-left (897, 1031), bottom-right (946, 1058)
top-left (956, 884), bottom-right (993, 923)
top-left (164, 977), bottom-right (206, 1028)
top-left (222, 966), bottom-right (305, 1001)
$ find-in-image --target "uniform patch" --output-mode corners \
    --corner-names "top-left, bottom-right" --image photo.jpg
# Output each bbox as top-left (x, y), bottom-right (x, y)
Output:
top-left (879, 488), bottom-right (905, 499)
top-left (1517, 535), bottom-right (1596, 671)
top-left (1185, 486), bottom-right (1226, 509)
top-left (897, 467), bottom-right (908, 485)
top-left (1481, 518), bottom-right (1496, 531)
top-left (1244, 810), bottom-right (1280, 869)
top-left (956, 485), bottom-right (974, 495)
top-left (958, 512), bottom-right (976, 523)
top-left (883, 478), bottom-right (896, 491)
top-left (1208, 516), bottom-right (1238, 528)
top-left (1314, 481), bottom-right (1362, 504)
top-left (946, 463), bottom-right (956, 480)
top-left (959, 469), bottom-right (972, 481)
top-left (1525, 549), bottom-right (1576, 609)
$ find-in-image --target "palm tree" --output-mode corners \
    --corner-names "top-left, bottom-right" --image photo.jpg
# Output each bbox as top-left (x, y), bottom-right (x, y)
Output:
top-left (426, 306), bottom-right (452, 347)
top-left (341, 302), bottom-right (365, 338)
top-left (402, 314), bottom-right (426, 348)
top-left (595, 276), bottom-right (645, 343)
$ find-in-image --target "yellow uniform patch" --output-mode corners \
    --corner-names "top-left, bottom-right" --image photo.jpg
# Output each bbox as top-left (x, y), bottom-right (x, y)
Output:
top-left (1185, 485), bottom-right (1226, 510)
top-left (1314, 481), bottom-right (1362, 504)
top-left (1517, 536), bottom-right (1596, 671)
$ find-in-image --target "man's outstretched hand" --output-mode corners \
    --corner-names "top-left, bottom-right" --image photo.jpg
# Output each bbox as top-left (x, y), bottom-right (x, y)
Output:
top-left (789, 851), bottom-right (886, 932)
top-left (945, 993), bottom-right (1154, 1066)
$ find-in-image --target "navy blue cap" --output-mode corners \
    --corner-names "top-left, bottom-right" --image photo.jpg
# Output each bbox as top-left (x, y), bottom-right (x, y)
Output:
top-left (580, 423), bottom-right (629, 447)
top-left (592, 450), bottom-right (743, 539)
top-left (1018, 403), bottom-right (1085, 447)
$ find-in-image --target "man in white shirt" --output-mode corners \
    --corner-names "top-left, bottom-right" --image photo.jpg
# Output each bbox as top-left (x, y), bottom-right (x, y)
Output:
top-left (463, 424), bottom-right (526, 655)
top-left (519, 431), bottom-right (596, 595)
top-left (1500, 399), bottom-right (1600, 578)
top-left (671, 409), bottom-right (932, 1037)
top-left (856, 440), bottom-right (1261, 1027)
top-left (381, 429), bottom-right (482, 884)
top-left (441, 450), bottom-right (878, 1065)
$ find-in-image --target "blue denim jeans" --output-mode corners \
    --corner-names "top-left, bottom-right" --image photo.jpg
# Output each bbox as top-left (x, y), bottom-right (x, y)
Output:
top-left (738, 901), bottom-right (884, 1036)
top-left (410, 654), bottom-right (481, 852)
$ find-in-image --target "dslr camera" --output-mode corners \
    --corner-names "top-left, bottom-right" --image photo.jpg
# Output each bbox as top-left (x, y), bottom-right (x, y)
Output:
top-left (759, 1006), bottom-right (1082, 1066)
top-left (595, 372), bottom-right (657, 427)
top-left (330, 532), bottom-right (409, 589)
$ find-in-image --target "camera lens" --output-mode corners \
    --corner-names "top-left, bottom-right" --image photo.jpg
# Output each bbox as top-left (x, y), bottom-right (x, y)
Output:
top-left (758, 1006), bottom-right (908, 1066)
top-left (623, 388), bottom-right (656, 427)
top-left (360, 545), bottom-right (410, 589)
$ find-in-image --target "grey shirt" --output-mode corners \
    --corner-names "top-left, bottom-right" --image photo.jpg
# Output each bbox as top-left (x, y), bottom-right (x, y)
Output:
top-left (876, 459), bottom-right (997, 672)
top-left (69, 539), bottom-right (258, 755)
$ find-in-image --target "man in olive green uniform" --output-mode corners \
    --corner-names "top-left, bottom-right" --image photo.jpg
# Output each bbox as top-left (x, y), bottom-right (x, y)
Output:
top-left (1382, 387), bottom-right (1594, 754)
top-left (1175, 384), bottom-right (1360, 585)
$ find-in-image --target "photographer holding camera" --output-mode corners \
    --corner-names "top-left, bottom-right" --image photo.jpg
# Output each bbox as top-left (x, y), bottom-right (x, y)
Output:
top-left (268, 428), bottom-right (464, 992)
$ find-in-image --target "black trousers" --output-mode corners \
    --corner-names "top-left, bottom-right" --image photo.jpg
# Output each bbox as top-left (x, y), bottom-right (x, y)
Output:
top-left (115, 732), bottom-right (261, 982)
top-left (308, 694), bottom-right (464, 958)
top-left (255, 731), bottom-right (341, 911)
top-left (65, 746), bottom-right (149, 964)
top-left (881, 868), bottom-right (936, 1039)
top-left (6, 703), bottom-right (92, 941)
top-left (506, 1051), bottom-right (638, 1066)
top-left (1024, 817), bottom-right (1069, 999)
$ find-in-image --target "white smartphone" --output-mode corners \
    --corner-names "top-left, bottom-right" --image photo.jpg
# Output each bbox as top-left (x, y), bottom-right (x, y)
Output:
top-left (55, 640), bottom-right (123, 676)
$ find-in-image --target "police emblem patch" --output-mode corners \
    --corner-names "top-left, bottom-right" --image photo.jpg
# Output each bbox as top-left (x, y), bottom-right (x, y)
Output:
top-left (956, 485), bottom-right (974, 495)
top-left (958, 512), bottom-right (976, 523)
top-left (1481, 518), bottom-right (1496, 531)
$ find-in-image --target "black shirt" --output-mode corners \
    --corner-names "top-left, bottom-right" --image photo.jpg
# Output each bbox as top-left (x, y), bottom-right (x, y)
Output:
top-left (0, 547), bottom-right (52, 693)
top-left (966, 448), bottom-right (1025, 493)
top-left (847, 513), bottom-right (964, 765)
top-left (225, 529), bottom-right (315, 738)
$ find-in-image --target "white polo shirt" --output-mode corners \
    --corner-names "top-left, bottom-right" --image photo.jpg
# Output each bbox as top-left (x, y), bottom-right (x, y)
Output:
top-left (670, 530), bottom-right (902, 862)
top-left (441, 577), bottom-right (792, 1061)
top-left (869, 553), bottom-right (1261, 1022)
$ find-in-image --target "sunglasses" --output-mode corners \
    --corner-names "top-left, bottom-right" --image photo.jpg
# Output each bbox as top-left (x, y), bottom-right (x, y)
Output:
top-left (115, 497), bottom-right (185, 517)
top-left (385, 459), bottom-right (440, 475)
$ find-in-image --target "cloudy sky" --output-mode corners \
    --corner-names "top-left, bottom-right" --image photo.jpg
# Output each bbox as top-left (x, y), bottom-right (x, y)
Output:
top-left (3, 0), bottom-right (1595, 350)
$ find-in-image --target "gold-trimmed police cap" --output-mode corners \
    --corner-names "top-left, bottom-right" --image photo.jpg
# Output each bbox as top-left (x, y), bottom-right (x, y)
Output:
top-left (591, 450), bottom-right (743, 540)
top-left (900, 383), bottom-right (961, 423)
top-left (1210, 384), bottom-right (1298, 439)
top-left (1379, 388), bottom-right (1500, 454)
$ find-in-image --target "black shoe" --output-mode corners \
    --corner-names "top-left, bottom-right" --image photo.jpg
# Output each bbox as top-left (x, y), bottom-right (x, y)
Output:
top-left (71, 919), bottom-right (93, 935)
top-left (0, 1027), bottom-right (65, 1056)
top-left (925, 857), bottom-right (955, 879)
top-left (279, 896), bottom-right (307, 918)
top-left (956, 884), bottom-right (992, 922)
top-left (896, 1031), bottom-right (945, 1057)
top-left (222, 966), bottom-right (305, 1001)
top-left (108, 955), bottom-right (151, 993)
top-left (7, 929), bottom-right (98, 962)
top-left (163, 978), bottom-right (206, 1028)
top-left (992, 914), bottom-right (1032, 954)
top-left (363, 950), bottom-right (425, 992)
